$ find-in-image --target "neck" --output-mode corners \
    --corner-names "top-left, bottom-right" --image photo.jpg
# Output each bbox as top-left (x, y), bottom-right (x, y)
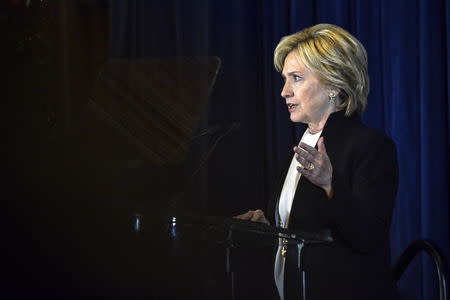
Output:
top-left (307, 121), bottom-right (326, 134)
top-left (308, 107), bottom-right (339, 134)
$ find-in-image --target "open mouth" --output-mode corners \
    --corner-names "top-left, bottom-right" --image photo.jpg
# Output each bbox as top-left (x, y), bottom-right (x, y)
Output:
top-left (287, 103), bottom-right (298, 109)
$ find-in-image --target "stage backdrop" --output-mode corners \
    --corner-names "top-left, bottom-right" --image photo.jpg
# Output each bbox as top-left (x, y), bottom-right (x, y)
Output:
top-left (111, 1), bottom-right (449, 299)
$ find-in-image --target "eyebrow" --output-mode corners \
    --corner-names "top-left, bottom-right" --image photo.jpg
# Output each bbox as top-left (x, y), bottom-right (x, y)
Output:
top-left (281, 71), bottom-right (304, 78)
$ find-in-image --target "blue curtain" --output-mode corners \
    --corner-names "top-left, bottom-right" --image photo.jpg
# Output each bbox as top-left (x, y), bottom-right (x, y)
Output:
top-left (111, 0), bottom-right (450, 299)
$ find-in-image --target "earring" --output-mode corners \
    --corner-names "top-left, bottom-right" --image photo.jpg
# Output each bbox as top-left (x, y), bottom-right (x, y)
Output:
top-left (328, 92), bottom-right (336, 101)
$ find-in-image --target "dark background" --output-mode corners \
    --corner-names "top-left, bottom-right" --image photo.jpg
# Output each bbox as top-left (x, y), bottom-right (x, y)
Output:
top-left (3, 0), bottom-right (449, 299)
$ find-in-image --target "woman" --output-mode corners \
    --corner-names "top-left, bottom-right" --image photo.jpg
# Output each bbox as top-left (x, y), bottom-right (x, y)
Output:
top-left (235, 24), bottom-right (399, 300)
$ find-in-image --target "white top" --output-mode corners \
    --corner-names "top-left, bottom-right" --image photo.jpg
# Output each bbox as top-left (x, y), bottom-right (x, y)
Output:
top-left (274, 128), bottom-right (322, 300)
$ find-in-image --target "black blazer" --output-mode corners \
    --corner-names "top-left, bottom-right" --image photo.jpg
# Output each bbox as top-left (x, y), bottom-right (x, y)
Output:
top-left (272, 110), bottom-right (399, 300)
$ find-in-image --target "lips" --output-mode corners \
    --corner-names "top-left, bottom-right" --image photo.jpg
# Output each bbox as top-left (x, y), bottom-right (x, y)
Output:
top-left (287, 103), bottom-right (299, 111)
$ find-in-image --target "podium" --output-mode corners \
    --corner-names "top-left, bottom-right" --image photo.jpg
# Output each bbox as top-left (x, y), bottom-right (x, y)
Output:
top-left (132, 212), bottom-right (333, 299)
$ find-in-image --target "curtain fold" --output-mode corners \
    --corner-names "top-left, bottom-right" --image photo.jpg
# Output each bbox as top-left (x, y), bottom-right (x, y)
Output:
top-left (111, 1), bottom-right (449, 299)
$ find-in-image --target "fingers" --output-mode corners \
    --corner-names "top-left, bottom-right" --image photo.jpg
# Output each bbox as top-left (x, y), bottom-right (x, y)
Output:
top-left (294, 146), bottom-right (315, 163)
top-left (250, 209), bottom-right (270, 225)
top-left (250, 209), bottom-right (264, 222)
top-left (295, 152), bottom-right (311, 169)
top-left (233, 210), bottom-right (253, 220)
top-left (317, 137), bottom-right (327, 154)
top-left (299, 142), bottom-right (318, 155)
top-left (296, 165), bottom-right (313, 176)
top-left (233, 209), bottom-right (269, 225)
top-left (295, 137), bottom-right (333, 191)
top-left (295, 139), bottom-right (327, 170)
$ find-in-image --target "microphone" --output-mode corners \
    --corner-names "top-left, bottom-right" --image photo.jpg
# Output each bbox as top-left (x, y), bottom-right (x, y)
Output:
top-left (191, 124), bottom-right (222, 140)
top-left (169, 121), bottom-right (240, 210)
top-left (191, 122), bottom-right (240, 140)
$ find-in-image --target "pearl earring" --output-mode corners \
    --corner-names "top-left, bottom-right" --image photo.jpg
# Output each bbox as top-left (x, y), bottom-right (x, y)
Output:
top-left (328, 92), bottom-right (336, 101)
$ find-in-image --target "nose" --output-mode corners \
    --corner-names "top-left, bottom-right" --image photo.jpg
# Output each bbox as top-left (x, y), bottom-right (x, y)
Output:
top-left (281, 81), bottom-right (293, 99)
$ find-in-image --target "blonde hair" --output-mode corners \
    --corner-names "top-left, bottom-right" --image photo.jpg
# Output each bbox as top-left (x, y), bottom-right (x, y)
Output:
top-left (274, 24), bottom-right (369, 116)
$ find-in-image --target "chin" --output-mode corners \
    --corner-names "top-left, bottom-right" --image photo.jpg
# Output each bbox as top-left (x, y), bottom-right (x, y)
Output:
top-left (290, 113), bottom-right (306, 123)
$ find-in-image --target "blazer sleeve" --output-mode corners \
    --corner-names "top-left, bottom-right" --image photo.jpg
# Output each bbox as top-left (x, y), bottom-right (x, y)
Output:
top-left (317, 136), bottom-right (399, 253)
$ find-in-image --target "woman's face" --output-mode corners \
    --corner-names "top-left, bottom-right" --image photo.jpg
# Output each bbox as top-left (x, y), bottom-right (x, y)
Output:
top-left (281, 51), bottom-right (331, 124)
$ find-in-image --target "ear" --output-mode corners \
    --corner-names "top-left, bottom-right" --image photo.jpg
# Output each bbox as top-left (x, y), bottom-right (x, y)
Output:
top-left (328, 87), bottom-right (339, 97)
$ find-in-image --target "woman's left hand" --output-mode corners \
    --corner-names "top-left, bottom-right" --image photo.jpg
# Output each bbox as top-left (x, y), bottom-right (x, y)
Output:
top-left (294, 137), bottom-right (333, 198)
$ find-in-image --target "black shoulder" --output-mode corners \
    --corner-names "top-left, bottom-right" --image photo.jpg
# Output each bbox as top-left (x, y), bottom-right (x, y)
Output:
top-left (351, 120), bottom-right (396, 149)
top-left (323, 113), bottom-right (397, 164)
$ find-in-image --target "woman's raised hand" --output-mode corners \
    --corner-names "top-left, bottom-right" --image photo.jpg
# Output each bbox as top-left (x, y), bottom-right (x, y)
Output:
top-left (294, 137), bottom-right (334, 198)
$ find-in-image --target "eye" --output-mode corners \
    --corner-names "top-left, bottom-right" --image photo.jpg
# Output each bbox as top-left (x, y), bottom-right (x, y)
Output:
top-left (293, 74), bottom-right (302, 82)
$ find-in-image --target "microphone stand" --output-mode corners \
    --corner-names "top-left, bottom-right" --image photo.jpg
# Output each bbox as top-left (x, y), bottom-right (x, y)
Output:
top-left (132, 123), bottom-right (239, 298)
top-left (225, 226), bottom-right (236, 300)
top-left (169, 122), bottom-right (239, 300)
